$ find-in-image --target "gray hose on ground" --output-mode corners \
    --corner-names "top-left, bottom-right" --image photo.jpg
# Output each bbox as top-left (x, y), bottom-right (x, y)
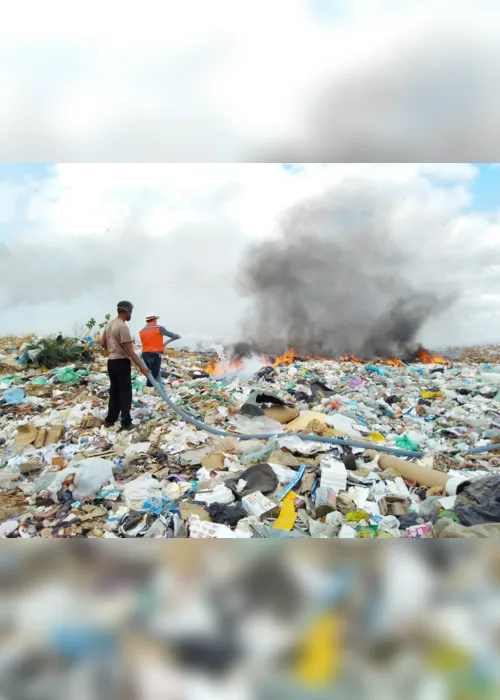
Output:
top-left (130, 352), bottom-right (498, 459)
top-left (142, 368), bottom-right (426, 459)
top-left (466, 443), bottom-right (500, 454)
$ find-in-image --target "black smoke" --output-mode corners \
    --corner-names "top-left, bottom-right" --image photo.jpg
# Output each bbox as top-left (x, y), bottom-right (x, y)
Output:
top-left (239, 183), bottom-right (452, 358)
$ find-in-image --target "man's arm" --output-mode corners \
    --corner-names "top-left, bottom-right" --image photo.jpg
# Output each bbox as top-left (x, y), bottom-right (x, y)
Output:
top-left (159, 325), bottom-right (181, 341)
top-left (100, 333), bottom-right (108, 351)
top-left (122, 342), bottom-right (149, 376)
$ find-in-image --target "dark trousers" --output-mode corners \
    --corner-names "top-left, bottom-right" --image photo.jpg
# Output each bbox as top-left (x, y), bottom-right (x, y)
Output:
top-left (142, 352), bottom-right (161, 387)
top-left (106, 359), bottom-right (132, 427)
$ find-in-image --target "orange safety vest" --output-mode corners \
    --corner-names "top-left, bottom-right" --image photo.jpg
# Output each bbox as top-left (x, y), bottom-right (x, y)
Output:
top-left (139, 324), bottom-right (164, 353)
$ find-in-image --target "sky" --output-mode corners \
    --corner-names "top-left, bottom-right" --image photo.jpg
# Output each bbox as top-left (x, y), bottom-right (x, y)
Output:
top-left (1, 0), bottom-right (500, 161)
top-left (0, 162), bottom-right (499, 350)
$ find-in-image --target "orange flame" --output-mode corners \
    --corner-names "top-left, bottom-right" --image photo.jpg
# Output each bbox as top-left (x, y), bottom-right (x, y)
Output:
top-left (273, 348), bottom-right (298, 367)
top-left (417, 349), bottom-right (448, 365)
top-left (216, 346), bottom-right (449, 373)
top-left (339, 354), bottom-right (363, 363)
top-left (381, 358), bottom-right (404, 367)
top-left (204, 358), bottom-right (244, 375)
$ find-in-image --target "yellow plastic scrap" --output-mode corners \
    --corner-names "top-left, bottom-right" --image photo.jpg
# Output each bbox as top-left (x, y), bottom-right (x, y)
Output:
top-left (273, 491), bottom-right (297, 530)
top-left (368, 432), bottom-right (385, 442)
top-left (293, 612), bottom-right (341, 687)
top-left (427, 644), bottom-right (471, 673)
top-left (420, 390), bottom-right (443, 399)
top-left (346, 510), bottom-right (370, 522)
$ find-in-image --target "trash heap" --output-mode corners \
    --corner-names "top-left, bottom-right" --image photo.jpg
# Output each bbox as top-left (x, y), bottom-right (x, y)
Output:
top-left (2, 333), bottom-right (500, 538)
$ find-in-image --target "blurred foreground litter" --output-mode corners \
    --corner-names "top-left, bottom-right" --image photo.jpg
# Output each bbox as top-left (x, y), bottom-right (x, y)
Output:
top-left (3, 335), bottom-right (500, 539)
top-left (0, 543), bottom-right (499, 699)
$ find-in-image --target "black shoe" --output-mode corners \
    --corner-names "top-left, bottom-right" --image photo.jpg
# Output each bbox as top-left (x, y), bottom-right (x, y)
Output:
top-left (104, 420), bottom-right (116, 428)
top-left (119, 423), bottom-right (135, 432)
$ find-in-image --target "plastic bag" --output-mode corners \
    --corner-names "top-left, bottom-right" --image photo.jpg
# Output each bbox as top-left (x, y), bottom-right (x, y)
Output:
top-left (365, 365), bottom-right (387, 376)
top-left (455, 475), bottom-right (500, 527)
top-left (2, 387), bottom-right (26, 405)
top-left (123, 474), bottom-right (162, 507)
top-left (0, 520), bottom-right (19, 537)
top-left (226, 463), bottom-right (278, 498)
top-left (194, 484), bottom-right (235, 505)
top-left (72, 458), bottom-right (114, 500)
top-left (0, 468), bottom-right (21, 492)
top-left (395, 434), bottom-right (419, 452)
top-left (56, 367), bottom-right (79, 383)
top-left (435, 517), bottom-right (500, 538)
top-left (230, 414), bottom-right (283, 435)
top-left (31, 376), bottom-right (48, 386)
top-left (239, 438), bottom-right (277, 465)
top-left (39, 459), bottom-right (114, 502)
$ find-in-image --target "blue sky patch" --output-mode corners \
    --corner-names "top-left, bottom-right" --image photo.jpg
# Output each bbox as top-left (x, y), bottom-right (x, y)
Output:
top-left (470, 163), bottom-right (500, 213)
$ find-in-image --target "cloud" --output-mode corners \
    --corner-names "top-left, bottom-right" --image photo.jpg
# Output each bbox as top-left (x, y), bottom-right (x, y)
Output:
top-left (1, 162), bottom-right (500, 350)
top-left (0, 0), bottom-right (499, 160)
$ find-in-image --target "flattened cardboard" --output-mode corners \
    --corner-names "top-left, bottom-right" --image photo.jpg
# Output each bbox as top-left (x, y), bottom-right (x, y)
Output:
top-left (80, 416), bottom-right (104, 429)
top-left (264, 405), bottom-right (299, 424)
top-left (15, 424), bottom-right (64, 448)
top-left (20, 461), bottom-right (41, 474)
top-left (378, 495), bottom-right (409, 517)
top-left (14, 424), bottom-right (37, 445)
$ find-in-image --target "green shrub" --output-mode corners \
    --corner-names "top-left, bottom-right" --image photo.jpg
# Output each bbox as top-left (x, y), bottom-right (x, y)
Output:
top-left (25, 337), bottom-right (94, 369)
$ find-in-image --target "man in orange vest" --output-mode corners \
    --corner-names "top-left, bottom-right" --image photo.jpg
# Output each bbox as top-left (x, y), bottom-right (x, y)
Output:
top-left (139, 314), bottom-right (181, 387)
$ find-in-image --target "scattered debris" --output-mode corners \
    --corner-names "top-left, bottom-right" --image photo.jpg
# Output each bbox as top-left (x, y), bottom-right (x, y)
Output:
top-left (2, 333), bottom-right (500, 537)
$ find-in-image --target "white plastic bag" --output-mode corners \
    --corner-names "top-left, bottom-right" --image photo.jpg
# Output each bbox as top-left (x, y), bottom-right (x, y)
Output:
top-left (72, 458), bottom-right (114, 500)
top-left (230, 414), bottom-right (283, 434)
top-left (194, 483), bottom-right (235, 505)
top-left (40, 458), bottom-right (114, 502)
top-left (123, 474), bottom-right (162, 507)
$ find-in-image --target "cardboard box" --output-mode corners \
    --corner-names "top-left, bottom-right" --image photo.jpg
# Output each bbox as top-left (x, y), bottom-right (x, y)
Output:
top-left (80, 416), bottom-right (104, 429)
top-left (378, 495), bottom-right (409, 517)
top-left (407, 522), bottom-right (434, 539)
top-left (314, 486), bottom-right (336, 517)
top-left (242, 491), bottom-right (280, 520)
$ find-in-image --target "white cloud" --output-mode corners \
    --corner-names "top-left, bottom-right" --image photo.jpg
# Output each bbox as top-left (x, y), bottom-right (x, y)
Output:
top-left (0, 183), bottom-right (23, 223)
top-left (0, 0), bottom-right (499, 160)
top-left (1, 162), bottom-right (500, 350)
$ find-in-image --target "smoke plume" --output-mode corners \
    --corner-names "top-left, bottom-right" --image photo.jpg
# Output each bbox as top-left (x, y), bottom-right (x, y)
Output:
top-left (239, 184), bottom-right (452, 358)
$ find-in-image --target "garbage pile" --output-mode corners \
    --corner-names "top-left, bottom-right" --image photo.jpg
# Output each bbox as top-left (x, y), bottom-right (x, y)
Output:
top-left (2, 333), bottom-right (500, 538)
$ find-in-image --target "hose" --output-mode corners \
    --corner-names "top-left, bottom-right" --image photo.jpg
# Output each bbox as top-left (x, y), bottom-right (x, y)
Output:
top-left (143, 368), bottom-right (426, 458)
top-left (465, 443), bottom-right (500, 454)
top-left (135, 352), bottom-right (496, 459)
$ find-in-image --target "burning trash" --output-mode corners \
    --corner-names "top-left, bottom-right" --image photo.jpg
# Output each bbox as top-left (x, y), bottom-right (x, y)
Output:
top-left (2, 327), bottom-right (500, 539)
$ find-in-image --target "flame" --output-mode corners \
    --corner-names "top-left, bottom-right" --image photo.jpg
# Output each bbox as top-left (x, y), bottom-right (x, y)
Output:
top-left (215, 345), bottom-right (449, 374)
top-left (417, 349), bottom-right (449, 365)
top-left (381, 358), bottom-right (404, 367)
top-left (273, 348), bottom-right (298, 367)
top-left (339, 354), bottom-right (363, 363)
top-left (204, 358), bottom-right (243, 375)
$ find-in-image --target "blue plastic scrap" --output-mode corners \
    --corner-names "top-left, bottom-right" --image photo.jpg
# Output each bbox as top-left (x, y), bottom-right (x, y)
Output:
top-left (277, 464), bottom-right (306, 501)
top-left (365, 364), bottom-right (387, 376)
top-left (2, 387), bottom-right (26, 405)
